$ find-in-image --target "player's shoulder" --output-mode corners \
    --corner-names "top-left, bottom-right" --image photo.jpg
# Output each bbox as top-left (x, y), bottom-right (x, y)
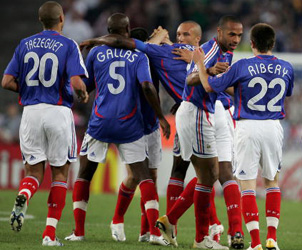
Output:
top-left (274, 56), bottom-right (294, 69)
top-left (201, 38), bottom-right (217, 50)
top-left (173, 43), bottom-right (195, 51)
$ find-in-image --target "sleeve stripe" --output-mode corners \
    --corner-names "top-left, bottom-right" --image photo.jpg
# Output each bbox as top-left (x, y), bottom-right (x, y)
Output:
top-left (71, 39), bottom-right (89, 78)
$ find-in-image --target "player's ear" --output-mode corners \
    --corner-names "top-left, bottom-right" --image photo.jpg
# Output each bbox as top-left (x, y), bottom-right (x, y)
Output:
top-left (250, 40), bottom-right (255, 49)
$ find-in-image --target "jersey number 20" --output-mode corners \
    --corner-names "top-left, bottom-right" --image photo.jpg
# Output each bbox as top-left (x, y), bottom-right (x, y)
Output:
top-left (247, 76), bottom-right (286, 112)
top-left (24, 52), bottom-right (58, 87)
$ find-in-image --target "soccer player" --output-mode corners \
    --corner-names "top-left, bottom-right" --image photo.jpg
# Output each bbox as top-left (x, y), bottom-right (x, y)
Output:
top-left (80, 21), bottom-right (201, 211)
top-left (157, 16), bottom-right (244, 249)
top-left (65, 13), bottom-right (170, 246)
top-left (2, 1), bottom-right (88, 246)
top-left (79, 21), bottom-right (202, 242)
top-left (193, 23), bottom-right (293, 250)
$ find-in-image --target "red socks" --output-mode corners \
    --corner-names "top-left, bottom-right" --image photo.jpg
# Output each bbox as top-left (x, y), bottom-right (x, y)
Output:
top-left (167, 177), bottom-right (196, 225)
top-left (209, 186), bottom-right (221, 226)
top-left (166, 177), bottom-right (184, 213)
top-left (222, 180), bottom-right (243, 235)
top-left (112, 182), bottom-right (135, 224)
top-left (43, 181), bottom-right (67, 240)
top-left (242, 190), bottom-right (260, 248)
top-left (194, 183), bottom-right (212, 243)
top-left (72, 178), bottom-right (90, 236)
top-left (139, 179), bottom-right (160, 236)
top-left (18, 176), bottom-right (39, 204)
top-left (140, 197), bottom-right (149, 236)
top-left (266, 187), bottom-right (281, 241)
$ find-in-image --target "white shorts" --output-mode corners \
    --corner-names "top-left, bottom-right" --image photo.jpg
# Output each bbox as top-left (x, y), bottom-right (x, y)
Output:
top-left (145, 128), bottom-right (162, 169)
top-left (20, 104), bottom-right (77, 167)
top-left (234, 119), bottom-right (283, 181)
top-left (214, 101), bottom-right (232, 162)
top-left (226, 105), bottom-right (236, 139)
top-left (80, 133), bottom-right (147, 164)
top-left (175, 101), bottom-right (217, 161)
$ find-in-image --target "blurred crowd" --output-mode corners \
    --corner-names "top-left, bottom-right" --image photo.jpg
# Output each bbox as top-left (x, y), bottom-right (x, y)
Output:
top-left (61, 0), bottom-right (302, 52)
top-left (1, 0), bottom-right (302, 151)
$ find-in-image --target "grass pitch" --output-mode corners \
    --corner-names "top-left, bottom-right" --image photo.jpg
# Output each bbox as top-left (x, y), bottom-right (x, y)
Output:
top-left (0, 190), bottom-right (301, 249)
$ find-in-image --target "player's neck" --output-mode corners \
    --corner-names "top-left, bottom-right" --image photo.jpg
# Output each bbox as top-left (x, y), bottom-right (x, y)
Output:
top-left (253, 49), bottom-right (273, 56)
top-left (43, 24), bottom-right (62, 34)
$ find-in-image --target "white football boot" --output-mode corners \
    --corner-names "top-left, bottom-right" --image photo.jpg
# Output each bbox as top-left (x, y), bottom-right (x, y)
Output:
top-left (110, 221), bottom-right (126, 242)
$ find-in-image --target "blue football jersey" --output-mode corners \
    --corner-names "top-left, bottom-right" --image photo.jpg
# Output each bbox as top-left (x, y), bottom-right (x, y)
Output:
top-left (4, 30), bottom-right (88, 108)
top-left (135, 40), bottom-right (194, 103)
top-left (183, 62), bottom-right (217, 113)
top-left (208, 55), bottom-right (294, 120)
top-left (85, 45), bottom-right (153, 143)
top-left (202, 38), bottom-right (234, 109)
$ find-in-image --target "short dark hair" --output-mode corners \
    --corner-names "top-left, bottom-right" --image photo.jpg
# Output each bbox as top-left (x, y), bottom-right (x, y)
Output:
top-left (250, 23), bottom-right (275, 53)
top-left (130, 27), bottom-right (149, 42)
top-left (39, 1), bottom-right (62, 29)
top-left (218, 15), bottom-right (241, 28)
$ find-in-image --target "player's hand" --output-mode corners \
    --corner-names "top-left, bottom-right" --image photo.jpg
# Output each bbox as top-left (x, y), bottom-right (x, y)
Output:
top-left (159, 117), bottom-right (170, 139)
top-left (192, 47), bottom-right (205, 65)
top-left (78, 91), bottom-right (89, 103)
top-left (172, 49), bottom-right (193, 63)
top-left (210, 62), bottom-right (229, 75)
top-left (170, 103), bottom-right (180, 115)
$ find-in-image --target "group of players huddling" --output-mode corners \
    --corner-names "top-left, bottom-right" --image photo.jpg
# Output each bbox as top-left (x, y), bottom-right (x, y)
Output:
top-left (2, 1), bottom-right (294, 250)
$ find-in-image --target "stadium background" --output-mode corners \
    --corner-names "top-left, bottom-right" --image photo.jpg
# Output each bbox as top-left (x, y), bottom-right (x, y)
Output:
top-left (0, 0), bottom-right (302, 200)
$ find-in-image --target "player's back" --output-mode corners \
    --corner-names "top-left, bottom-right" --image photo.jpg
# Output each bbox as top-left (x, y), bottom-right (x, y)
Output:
top-left (145, 43), bottom-right (194, 102)
top-left (232, 55), bottom-right (294, 120)
top-left (7, 30), bottom-right (87, 108)
top-left (85, 45), bottom-right (152, 143)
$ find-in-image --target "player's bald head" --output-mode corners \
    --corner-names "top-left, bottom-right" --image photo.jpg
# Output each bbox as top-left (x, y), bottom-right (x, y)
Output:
top-left (179, 21), bottom-right (202, 37)
top-left (39, 1), bottom-right (63, 29)
top-left (107, 13), bottom-right (130, 37)
top-left (176, 21), bottom-right (202, 46)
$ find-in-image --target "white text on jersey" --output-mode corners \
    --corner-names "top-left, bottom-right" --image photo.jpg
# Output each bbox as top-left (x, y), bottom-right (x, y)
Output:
top-left (248, 63), bottom-right (288, 78)
top-left (25, 38), bottom-right (64, 52)
top-left (97, 49), bottom-right (138, 63)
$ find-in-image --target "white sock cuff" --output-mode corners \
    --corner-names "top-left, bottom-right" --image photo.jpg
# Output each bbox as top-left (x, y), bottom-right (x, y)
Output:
top-left (19, 189), bottom-right (31, 200)
top-left (27, 176), bottom-right (40, 187)
top-left (144, 200), bottom-right (159, 210)
top-left (46, 218), bottom-right (58, 228)
top-left (73, 201), bottom-right (88, 211)
top-left (246, 221), bottom-right (259, 232)
top-left (267, 216), bottom-right (279, 229)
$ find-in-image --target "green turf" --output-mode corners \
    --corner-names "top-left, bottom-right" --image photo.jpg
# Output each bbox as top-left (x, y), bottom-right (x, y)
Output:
top-left (0, 190), bottom-right (301, 249)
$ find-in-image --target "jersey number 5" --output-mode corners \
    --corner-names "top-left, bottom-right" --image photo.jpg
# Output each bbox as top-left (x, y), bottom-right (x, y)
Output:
top-left (247, 76), bottom-right (286, 112)
top-left (108, 61), bottom-right (126, 95)
top-left (24, 52), bottom-right (58, 87)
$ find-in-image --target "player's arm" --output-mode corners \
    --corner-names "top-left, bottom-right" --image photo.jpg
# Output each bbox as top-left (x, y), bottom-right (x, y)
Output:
top-left (192, 47), bottom-right (213, 92)
top-left (80, 34), bottom-right (136, 51)
top-left (141, 81), bottom-right (170, 139)
top-left (186, 71), bottom-right (202, 86)
top-left (226, 87), bottom-right (234, 96)
top-left (1, 75), bottom-right (18, 92)
top-left (71, 76), bottom-right (89, 103)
